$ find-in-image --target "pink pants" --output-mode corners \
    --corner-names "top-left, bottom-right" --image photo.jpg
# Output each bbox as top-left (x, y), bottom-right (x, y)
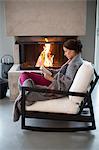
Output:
top-left (19, 72), bottom-right (51, 86)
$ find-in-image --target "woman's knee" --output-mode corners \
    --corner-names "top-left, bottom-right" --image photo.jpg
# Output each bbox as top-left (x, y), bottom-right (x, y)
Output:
top-left (22, 79), bottom-right (34, 88)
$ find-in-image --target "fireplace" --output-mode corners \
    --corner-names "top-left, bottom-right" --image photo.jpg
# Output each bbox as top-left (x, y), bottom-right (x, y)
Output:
top-left (15, 36), bottom-right (77, 70)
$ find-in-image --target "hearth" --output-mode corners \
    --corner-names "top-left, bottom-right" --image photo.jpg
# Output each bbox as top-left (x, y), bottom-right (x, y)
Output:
top-left (15, 36), bottom-right (77, 70)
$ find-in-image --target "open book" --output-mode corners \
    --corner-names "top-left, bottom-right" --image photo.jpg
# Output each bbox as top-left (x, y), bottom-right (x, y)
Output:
top-left (40, 66), bottom-right (52, 76)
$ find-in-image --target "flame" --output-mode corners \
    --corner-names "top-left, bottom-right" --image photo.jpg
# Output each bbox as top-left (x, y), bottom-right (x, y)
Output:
top-left (45, 38), bottom-right (49, 42)
top-left (43, 43), bottom-right (54, 67)
top-left (36, 43), bottom-right (54, 67)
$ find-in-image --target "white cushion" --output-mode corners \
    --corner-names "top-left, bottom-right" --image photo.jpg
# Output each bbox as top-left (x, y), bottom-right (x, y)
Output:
top-left (69, 61), bottom-right (94, 105)
top-left (26, 96), bottom-right (79, 114)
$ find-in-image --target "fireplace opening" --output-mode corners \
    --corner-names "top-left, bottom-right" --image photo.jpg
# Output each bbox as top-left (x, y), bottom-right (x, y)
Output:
top-left (16, 36), bottom-right (77, 70)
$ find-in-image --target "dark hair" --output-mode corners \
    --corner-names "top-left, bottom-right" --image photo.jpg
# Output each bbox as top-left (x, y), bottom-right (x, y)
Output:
top-left (63, 39), bottom-right (82, 53)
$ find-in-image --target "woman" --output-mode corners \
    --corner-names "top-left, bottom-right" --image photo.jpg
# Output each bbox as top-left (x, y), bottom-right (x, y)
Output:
top-left (13, 39), bottom-right (83, 121)
top-left (18, 39), bottom-right (83, 104)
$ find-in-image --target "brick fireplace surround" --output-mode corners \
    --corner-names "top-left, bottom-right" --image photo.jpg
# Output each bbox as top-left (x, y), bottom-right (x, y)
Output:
top-left (6, 0), bottom-right (86, 100)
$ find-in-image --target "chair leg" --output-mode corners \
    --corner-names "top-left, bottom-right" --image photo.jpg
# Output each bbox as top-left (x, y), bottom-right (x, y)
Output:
top-left (88, 95), bottom-right (96, 129)
top-left (21, 115), bottom-right (25, 129)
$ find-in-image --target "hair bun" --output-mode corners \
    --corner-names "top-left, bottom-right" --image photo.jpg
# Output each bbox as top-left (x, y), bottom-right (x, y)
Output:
top-left (76, 40), bottom-right (83, 50)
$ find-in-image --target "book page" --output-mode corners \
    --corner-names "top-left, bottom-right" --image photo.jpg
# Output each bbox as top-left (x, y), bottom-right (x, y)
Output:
top-left (40, 66), bottom-right (52, 76)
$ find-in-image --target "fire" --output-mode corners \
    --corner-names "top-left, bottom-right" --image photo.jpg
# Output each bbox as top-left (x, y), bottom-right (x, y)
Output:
top-left (36, 43), bottom-right (54, 67)
top-left (45, 38), bottom-right (49, 42)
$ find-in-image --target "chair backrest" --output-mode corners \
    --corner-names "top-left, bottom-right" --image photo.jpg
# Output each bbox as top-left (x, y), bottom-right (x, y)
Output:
top-left (78, 69), bottom-right (99, 114)
top-left (69, 61), bottom-right (94, 105)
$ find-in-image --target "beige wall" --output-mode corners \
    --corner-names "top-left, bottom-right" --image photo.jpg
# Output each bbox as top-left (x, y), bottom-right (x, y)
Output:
top-left (5, 0), bottom-right (86, 36)
top-left (0, 2), bottom-right (14, 77)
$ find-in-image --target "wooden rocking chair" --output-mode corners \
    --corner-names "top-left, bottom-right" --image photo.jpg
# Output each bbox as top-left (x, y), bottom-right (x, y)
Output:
top-left (21, 64), bottom-right (99, 132)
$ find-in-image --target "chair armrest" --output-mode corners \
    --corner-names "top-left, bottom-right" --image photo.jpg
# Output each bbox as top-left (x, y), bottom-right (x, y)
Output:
top-left (22, 86), bottom-right (87, 98)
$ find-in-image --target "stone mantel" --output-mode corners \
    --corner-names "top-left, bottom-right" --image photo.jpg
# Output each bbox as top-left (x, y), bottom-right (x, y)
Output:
top-left (5, 0), bottom-right (86, 36)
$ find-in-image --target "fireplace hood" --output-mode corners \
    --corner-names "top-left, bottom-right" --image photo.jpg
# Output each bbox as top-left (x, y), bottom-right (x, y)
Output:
top-left (5, 1), bottom-right (86, 36)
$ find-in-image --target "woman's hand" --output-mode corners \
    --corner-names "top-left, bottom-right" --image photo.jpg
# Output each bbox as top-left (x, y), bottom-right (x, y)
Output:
top-left (43, 73), bottom-right (54, 82)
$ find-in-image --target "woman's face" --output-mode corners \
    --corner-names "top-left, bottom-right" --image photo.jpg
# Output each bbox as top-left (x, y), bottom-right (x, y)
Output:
top-left (63, 47), bottom-right (78, 60)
